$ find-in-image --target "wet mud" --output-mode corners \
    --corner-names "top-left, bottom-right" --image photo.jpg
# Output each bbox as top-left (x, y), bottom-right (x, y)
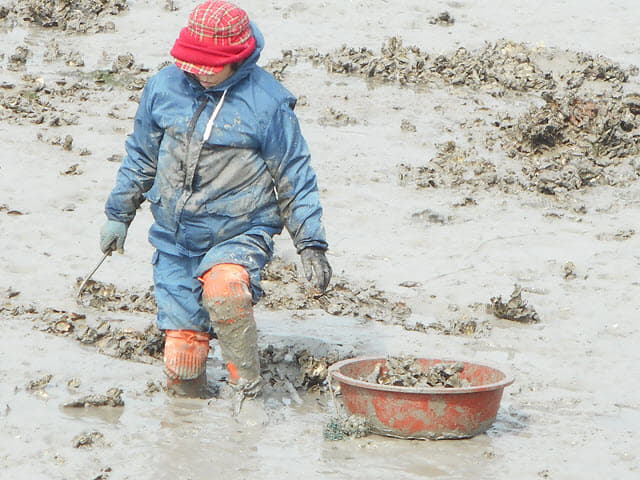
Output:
top-left (1, 297), bottom-right (347, 397)
top-left (1, 13), bottom-right (637, 201)
top-left (72, 431), bottom-right (105, 448)
top-left (78, 257), bottom-right (429, 340)
top-left (264, 40), bottom-right (639, 198)
top-left (0, 302), bottom-right (164, 362)
top-left (3, 16), bottom-right (636, 201)
top-left (263, 256), bottom-right (489, 336)
top-left (324, 414), bottom-right (370, 441)
top-left (2, 2), bottom-right (639, 478)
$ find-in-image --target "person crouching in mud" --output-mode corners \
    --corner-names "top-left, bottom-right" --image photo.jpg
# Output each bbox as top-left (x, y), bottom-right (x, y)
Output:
top-left (100, 0), bottom-right (331, 400)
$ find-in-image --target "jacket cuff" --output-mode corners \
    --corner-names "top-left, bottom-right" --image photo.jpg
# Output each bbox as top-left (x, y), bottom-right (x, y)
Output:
top-left (296, 239), bottom-right (328, 254)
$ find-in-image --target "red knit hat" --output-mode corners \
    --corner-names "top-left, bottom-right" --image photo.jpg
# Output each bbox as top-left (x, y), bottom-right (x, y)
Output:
top-left (171, 1), bottom-right (256, 76)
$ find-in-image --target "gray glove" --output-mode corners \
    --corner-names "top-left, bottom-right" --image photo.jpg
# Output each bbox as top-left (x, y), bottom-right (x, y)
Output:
top-left (300, 247), bottom-right (332, 292)
top-left (100, 220), bottom-right (128, 254)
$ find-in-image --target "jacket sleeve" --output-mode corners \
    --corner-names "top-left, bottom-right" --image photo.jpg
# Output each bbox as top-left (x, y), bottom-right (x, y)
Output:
top-left (260, 102), bottom-right (328, 253)
top-left (104, 80), bottom-right (163, 225)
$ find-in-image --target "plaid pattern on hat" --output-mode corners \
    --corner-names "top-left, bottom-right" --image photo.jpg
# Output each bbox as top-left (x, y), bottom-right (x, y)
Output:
top-left (171, 1), bottom-right (256, 76)
top-left (174, 59), bottom-right (225, 75)
top-left (188, 1), bottom-right (251, 45)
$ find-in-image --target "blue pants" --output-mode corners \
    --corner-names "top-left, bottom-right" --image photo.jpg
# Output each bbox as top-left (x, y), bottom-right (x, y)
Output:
top-left (151, 238), bottom-right (272, 334)
top-left (152, 250), bottom-right (213, 334)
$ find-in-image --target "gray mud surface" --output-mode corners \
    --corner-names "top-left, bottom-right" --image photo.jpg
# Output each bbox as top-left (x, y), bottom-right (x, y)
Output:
top-left (1, 1), bottom-right (639, 479)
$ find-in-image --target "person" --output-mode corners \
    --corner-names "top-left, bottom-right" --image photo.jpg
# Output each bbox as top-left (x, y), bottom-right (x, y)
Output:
top-left (99, 0), bottom-right (331, 399)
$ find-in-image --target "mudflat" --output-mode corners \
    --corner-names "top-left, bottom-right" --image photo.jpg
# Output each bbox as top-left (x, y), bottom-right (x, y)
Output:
top-left (1, 1), bottom-right (638, 478)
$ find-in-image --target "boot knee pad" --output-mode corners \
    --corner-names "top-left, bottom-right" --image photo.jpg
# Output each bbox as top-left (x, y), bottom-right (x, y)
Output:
top-left (200, 264), bottom-right (252, 322)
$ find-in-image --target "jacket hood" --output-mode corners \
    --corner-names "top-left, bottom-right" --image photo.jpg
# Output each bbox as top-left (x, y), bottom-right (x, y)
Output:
top-left (201, 21), bottom-right (264, 93)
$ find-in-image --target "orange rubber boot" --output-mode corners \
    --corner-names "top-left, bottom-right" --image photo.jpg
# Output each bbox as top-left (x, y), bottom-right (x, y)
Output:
top-left (200, 263), bottom-right (261, 396)
top-left (164, 329), bottom-right (210, 397)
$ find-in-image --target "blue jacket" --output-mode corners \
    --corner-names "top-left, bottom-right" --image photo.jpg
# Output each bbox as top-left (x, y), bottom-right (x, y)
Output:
top-left (105, 23), bottom-right (327, 298)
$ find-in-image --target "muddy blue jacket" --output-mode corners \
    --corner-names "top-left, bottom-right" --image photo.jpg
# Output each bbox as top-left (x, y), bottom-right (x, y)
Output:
top-left (105, 23), bottom-right (327, 298)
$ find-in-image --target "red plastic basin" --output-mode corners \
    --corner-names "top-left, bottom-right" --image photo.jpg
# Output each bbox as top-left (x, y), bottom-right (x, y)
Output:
top-left (328, 356), bottom-right (514, 440)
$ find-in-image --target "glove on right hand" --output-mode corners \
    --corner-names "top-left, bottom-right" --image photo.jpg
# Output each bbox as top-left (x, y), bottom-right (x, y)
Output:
top-left (100, 220), bottom-right (128, 254)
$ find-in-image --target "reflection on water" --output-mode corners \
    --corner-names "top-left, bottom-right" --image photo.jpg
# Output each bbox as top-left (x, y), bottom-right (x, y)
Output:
top-left (60, 403), bottom-right (124, 424)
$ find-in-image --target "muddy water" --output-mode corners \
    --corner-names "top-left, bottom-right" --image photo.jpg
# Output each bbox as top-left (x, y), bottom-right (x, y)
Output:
top-left (1, 0), bottom-right (640, 479)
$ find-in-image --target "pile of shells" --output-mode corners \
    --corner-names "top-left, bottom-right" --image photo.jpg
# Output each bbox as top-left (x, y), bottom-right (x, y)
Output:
top-left (504, 93), bottom-right (640, 193)
top-left (64, 387), bottom-right (124, 408)
top-left (431, 40), bottom-right (555, 92)
top-left (92, 323), bottom-right (165, 361)
top-left (398, 141), bottom-right (504, 189)
top-left (399, 91), bottom-right (640, 195)
top-left (261, 256), bottom-right (411, 325)
top-left (7, 0), bottom-right (128, 33)
top-left (76, 278), bottom-right (157, 313)
top-left (0, 303), bottom-right (164, 362)
top-left (0, 72), bottom-right (83, 125)
top-left (420, 317), bottom-right (491, 337)
top-left (575, 52), bottom-right (638, 84)
top-left (363, 356), bottom-right (471, 388)
top-left (487, 284), bottom-right (540, 323)
top-left (260, 344), bottom-right (347, 392)
top-left (268, 39), bottom-right (559, 93)
top-left (317, 37), bottom-right (432, 86)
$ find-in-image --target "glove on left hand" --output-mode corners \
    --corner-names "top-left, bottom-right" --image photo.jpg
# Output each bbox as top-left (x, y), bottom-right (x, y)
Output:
top-left (300, 247), bottom-right (332, 292)
top-left (100, 220), bottom-right (128, 254)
